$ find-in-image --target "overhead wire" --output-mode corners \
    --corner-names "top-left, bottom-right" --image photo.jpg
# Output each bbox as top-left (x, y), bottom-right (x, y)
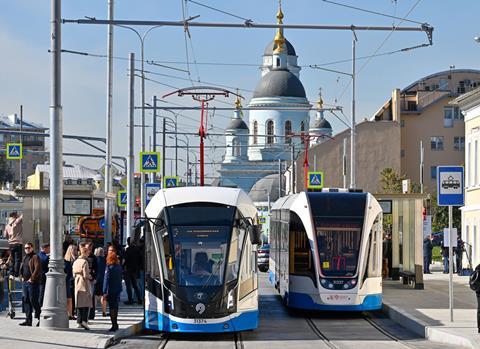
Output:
top-left (186, 0), bottom-right (252, 23)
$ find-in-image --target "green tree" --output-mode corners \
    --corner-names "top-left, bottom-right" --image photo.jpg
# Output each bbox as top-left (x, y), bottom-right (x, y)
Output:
top-left (0, 155), bottom-right (13, 184)
top-left (430, 195), bottom-right (461, 233)
top-left (379, 168), bottom-right (406, 193)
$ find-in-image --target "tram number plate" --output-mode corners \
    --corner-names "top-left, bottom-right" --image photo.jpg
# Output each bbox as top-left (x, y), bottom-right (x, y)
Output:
top-left (326, 294), bottom-right (350, 301)
top-left (194, 319), bottom-right (207, 324)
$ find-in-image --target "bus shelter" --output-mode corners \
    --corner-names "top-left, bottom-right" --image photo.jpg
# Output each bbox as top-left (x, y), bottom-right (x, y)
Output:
top-left (375, 193), bottom-right (429, 290)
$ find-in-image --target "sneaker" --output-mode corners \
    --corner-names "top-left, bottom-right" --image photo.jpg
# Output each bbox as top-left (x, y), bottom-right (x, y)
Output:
top-left (36, 321), bottom-right (40, 327)
top-left (19, 321), bottom-right (32, 326)
top-left (81, 321), bottom-right (90, 330)
top-left (76, 323), bottom-right (83, 329)
top-left (124, 301), bottom-right (134, 305)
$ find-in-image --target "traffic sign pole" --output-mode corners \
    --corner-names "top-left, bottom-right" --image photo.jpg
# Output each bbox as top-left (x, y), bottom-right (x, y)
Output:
top-left (448, 205), bottom-right (453, 323)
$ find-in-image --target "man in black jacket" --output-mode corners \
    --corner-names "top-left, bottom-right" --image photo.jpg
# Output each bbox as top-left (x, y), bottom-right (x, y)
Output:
top-left (19, 243), bottom-right (42, 327)
top-left (86, 241), bottom-right (98, 320)
top-left (124, 237), bottom-right (142, 305)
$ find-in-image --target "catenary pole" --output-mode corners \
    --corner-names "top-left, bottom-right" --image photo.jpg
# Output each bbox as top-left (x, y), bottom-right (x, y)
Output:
top-left (41, 0), bottom-right (68, 329)
top-left (350, 32), bottom-right (357, 189)
top-left (104, 0), bottom-right (114, 248)
top-left (343, 138), bottom-right (347, 188)
top-left (151, 96), bottom-right (157, 183)
top-left (127, 53), bottom-right (135, 240)
top-left (162, 118), bottom-right (166, 188)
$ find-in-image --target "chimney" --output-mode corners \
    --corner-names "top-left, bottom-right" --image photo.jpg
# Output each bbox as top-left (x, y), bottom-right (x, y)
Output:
top-left (391, 89), bottom-right (401, 122)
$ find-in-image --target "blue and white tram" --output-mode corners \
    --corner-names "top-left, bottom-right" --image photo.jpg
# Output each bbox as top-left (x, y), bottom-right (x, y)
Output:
top-left (269, 189), bottom-right (383, 311)
top-left (144, 187), bottom-right (261, 332)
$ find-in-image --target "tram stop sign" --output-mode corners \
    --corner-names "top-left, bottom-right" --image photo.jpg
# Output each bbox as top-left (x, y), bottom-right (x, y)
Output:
top-left (117, 190), bottom-right (127, 208)
top-left (307, 171), bottom-right (324, 189)
top-left (140, 152), bottom-right (160, 173)
top-left (164, 176), bottom-right (179, 188)
top-left (437, 166), bottom-right (464, 206)
top-left (6, 143), bottom-right (22, 160)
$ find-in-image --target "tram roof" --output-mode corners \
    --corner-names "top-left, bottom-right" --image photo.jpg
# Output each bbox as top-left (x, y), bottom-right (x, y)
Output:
top-left (145, 186), bottom-right (258, 220)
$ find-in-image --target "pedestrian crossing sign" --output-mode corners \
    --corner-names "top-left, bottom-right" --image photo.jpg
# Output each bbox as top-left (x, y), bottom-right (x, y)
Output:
top-left (140, 152), bottom-right (160, 173)
top-left (117, 190), bottom-right (127, 207)
top-left (259, 216), bottom-right (266, 224)
top-left (164, 176), bottom-right (179, 188)
top-left (307, 171), bottom-right (324, 189)
top-left (6, 143), bottom-right (22, 160)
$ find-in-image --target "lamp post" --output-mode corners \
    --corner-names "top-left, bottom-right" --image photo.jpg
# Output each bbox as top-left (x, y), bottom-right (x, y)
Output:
top-left (116, 24), bottom-right (162, 215)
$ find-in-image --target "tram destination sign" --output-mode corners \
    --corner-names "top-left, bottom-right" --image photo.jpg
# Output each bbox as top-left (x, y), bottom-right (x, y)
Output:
top-left (437, 166), bottom-right (464, 206)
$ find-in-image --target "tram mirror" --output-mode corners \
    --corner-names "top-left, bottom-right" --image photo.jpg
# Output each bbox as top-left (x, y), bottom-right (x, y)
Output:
top-left (249, 225), bottom-right (262, 245)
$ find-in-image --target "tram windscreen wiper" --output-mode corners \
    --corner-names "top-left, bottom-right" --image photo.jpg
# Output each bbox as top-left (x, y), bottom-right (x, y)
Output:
top-left (201, 258), bottom-right (224, 288)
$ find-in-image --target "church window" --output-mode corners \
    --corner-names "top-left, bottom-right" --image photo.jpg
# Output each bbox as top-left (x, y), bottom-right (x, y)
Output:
top-left (232, 138), bottom-right (241, 157)
top-left (253, 121), bottom-right (258, 144)
top-left (300, 121), bottom-right (306, 145)
top-left (285, 120), bottom-right (292, 144)
top-left (266, 120), bottom-right (275, 144)
top-left (276, 58), bottom-right (280, 67)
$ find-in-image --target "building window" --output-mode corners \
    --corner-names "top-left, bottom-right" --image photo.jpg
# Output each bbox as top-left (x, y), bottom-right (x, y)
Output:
top-left (253, 121), bottom-right (258, 144)
top-left (475, 140), bottom-right (478, 185)
top-left (468, 142), bottom-right (471, 186)
top-left (400, 149), bottom-right (405, 157)
top-left (232, 138), bottom-right (241, 157)
top-left (77, 179), bottom-right (82, 185)
top-left (430, 136), bottom-right (444, 151)
top-left (453, 107), bottom-right (463, 120)
top-left (300, 121), bottom-right (305, 145)
top-left (284, 120), bottom-right (292, 144)
top-left (430, 166), bottom-right (437, 180)
top-left (266, 120), bottom-right (274, 144)
top-left (407, 101), bottom-right (417, 111)
top-left (454, 136), bottom-right (465, 151)
top-left (444, 107), bottom-right (454, 128)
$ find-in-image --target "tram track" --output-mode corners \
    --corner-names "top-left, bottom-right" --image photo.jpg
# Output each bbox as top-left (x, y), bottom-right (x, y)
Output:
top-left (361, 314), bottom-right (417, 349)
top-left (305, 317), bottom-right (340, 349)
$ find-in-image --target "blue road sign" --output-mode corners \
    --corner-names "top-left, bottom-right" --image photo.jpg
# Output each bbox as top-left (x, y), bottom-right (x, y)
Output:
top-left (307, 171), bottom-right (324, 189)
top-left (6, 143), bottom-right (22, 160)
top-left (140, 152), bottom-right (160, 173)
top-left (146, 183), bottom-right (161, 206)
top-left (164, 176), bottom-right (179, 188)
top-left (117, 190), bottom-right (127, 207)
top-left (437, 166), bottom-right (464, 206)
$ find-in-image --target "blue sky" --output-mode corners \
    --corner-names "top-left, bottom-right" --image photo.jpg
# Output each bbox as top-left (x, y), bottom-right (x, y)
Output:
top-left (2, 0), bottom-right (480, 179)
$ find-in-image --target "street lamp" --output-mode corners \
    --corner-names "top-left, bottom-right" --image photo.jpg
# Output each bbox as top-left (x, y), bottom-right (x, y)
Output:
top-left (474, 36), bottom-right (480, 43)
top-left (116, 24), bottom-right (162, 216)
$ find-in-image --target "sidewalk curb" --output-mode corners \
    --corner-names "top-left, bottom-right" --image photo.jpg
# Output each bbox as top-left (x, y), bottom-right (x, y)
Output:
top-left (382, 302), bottom-right (479, 349)
top-left (96, 320), bottom-right (145, 349)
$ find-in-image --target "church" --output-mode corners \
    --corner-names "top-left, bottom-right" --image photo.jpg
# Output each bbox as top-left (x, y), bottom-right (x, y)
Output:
top-left (215, 5), bottom-right (333, 201)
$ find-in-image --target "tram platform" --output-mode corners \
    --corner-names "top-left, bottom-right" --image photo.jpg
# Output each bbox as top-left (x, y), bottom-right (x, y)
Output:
top-left (382, 263), bottom-right (479, 349)
top-left (0, 285), bottom-right (144, 349)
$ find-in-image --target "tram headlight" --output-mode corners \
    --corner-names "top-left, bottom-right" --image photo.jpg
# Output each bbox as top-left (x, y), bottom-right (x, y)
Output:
top-left (327, 283), bottom-right (334, 289)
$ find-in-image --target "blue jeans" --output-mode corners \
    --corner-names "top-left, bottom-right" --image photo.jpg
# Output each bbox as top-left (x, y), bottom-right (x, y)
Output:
top-left (443, 256), bottom-right (449, 272)
top-left (22, 282), bottom-right (41, 323)
top-left (138, 270), bottom-right (145, 297)
top-left (423, 256), bottom-right (430, 273)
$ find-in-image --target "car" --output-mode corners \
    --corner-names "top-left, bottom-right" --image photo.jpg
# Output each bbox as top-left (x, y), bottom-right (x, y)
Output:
top-left (258, 243), bottom-right (270, 272)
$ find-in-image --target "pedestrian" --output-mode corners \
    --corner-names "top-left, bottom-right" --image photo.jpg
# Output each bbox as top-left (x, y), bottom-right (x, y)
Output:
top-left (86, 242), bottom-right (98, 320)
top-left (73, 242), bottom-right (93, 330)
top-left (38, 243), bottom-right (50, 307)
top-left (19, 242), bottom-right (42, 327)
top-left (382, 233), bottom-right (392, 278)
top-left (64, 244), bottom-right (77, 319)
top-left (5, 212), bottom-right (23, 278)
top-left (423, 235), bottom-right (433, 274)
top-left (442, 242), bottom-right (449, 274)
top-left (94, 247), bottom-right (107, 317)
top-left (123, 237), bottom-right (142, 305)
top-left (469, 263), bottom-right (480, 333)
top-left (103, 248), bottom-right (123, 332)
top-left (456, 237), bottom-right (464, 275)
top-left (137, 237), bottom-right (145, 297)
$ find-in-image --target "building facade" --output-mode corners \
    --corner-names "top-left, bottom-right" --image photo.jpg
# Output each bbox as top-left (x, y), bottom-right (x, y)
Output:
top-left (294, 70), bottom-right (480, 194)
top-left (218, 6), bottom-right (316, 194)
top-left (1, 113), bottom-right (47, 185)
top-left (452, 88), bottom-right (480, 268)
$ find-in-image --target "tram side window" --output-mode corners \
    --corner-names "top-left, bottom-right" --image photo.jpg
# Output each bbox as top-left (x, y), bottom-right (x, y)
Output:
top-left (289, 212), bottom-right (314, 277)
top-left (367, 215), bottom-right (382, 278)
top-left (239, 240), bottom-right (255, 299)
top-left (226, 223), bottom-right (246, 282)
top-left (146, 222), bottom-right (161, 282)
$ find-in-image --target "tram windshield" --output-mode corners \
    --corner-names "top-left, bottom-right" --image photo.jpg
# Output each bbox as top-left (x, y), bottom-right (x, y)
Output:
top-left (163, 204), bottom-right (240, 287)
top-left (308, 193), bottom-right (366, 277)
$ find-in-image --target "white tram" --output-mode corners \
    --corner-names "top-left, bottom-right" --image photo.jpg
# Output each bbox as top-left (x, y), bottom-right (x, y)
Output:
top-left (144, 187), bottom-right (261, 332)
top-left (269, 189), bottom-right (383, 311)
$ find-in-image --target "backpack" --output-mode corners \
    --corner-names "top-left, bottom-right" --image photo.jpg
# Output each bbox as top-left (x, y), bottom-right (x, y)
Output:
top-left (470, 268), bottom-right (480, 292)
